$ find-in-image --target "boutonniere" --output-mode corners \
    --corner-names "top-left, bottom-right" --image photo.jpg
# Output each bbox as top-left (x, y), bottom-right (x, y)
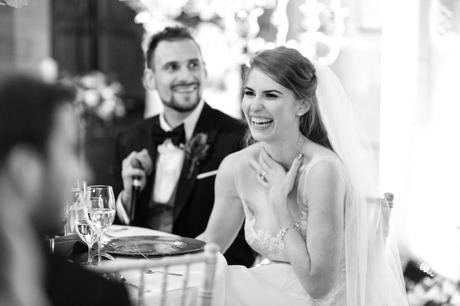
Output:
top-left (182, 133), bottom-right (210, 179)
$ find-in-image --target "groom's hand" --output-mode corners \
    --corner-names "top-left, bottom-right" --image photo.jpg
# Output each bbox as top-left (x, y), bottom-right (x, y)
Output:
top-left (121, 149), bottom-right (152, 205)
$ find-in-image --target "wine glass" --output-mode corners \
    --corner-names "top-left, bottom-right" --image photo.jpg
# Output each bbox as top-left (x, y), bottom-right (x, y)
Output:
top-left (64, 187), bottom-right (82, 235)
top-left (74, 204), bottom-right (98, 265)
top-left (85, 185), bottom-right (116, 264)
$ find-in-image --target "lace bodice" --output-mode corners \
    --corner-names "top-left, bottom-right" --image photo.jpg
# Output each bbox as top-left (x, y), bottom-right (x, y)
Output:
top-left (238, 157), bottom-right (338, 262)
top-left (244, 204), bottom-right (308, 262)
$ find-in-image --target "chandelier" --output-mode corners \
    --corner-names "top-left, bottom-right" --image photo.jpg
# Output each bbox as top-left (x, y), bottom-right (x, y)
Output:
top-left (0, 0), bottom-right (29, 8)
top-left (119, 0), bottom-right (348, 65)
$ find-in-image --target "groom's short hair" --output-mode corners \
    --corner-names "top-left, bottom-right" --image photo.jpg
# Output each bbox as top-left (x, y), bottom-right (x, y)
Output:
top-left (145, 26), bottom-right (202, 69)
top-left (0, 75), bottom-right (75, 167)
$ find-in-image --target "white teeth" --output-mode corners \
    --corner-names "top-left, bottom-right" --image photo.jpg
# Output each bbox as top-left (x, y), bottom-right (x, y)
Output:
top-left (251, 117), bottom-right (273, 126)
top-left (172, 84), bottom-right (198, 93)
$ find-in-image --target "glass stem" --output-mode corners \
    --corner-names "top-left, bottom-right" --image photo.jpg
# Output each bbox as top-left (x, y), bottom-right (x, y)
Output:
top-left (87, 244), bottom-right (93, 264)
top-left (98, 237), bottom-right (102, 265)
top-left (49, 237), bottom-right (55, 254)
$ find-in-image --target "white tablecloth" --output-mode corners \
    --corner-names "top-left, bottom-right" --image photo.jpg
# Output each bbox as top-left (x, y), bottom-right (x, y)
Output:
top-left (103, 225), bottom-right (227, 306)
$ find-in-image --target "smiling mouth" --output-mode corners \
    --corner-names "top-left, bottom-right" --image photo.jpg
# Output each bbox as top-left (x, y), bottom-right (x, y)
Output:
top-left (250, 116), bottom-right (274, 128)
top-left (171, 83), bottom-right (199, 93)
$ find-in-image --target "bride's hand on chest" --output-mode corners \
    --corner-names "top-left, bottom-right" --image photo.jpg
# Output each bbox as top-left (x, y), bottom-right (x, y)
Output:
top-left (249, 147), bottom-right (304, 214)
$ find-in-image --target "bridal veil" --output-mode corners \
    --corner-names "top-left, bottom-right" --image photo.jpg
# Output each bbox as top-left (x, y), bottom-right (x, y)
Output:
top-left (315, 65), bottom-right (408, 306)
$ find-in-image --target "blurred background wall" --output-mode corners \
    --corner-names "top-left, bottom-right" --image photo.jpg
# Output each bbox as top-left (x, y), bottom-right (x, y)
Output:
top-left (380, 0), bottom-right (460, 280)
top-left (0, 0), bottom-right (51, 74)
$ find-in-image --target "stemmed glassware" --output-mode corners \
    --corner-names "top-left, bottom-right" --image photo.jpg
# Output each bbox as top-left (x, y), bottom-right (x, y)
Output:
top-left (64, 187), bottom-right (82, 235)
top-left (85, 185), bottom-right (116, 264)
top-left (50, 181), bottom-right (86, 256)
top-left (74, 203), bottom-right (98, 265)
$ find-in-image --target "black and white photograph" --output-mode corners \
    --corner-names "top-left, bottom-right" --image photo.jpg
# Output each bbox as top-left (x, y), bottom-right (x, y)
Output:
top-left (0, 0), bottom-right (459, 305)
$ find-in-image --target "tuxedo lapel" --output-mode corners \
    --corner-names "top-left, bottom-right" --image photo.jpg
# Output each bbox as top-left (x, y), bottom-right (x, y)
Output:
top-left (145, 116), bottom-right (160, 168)
top-left (173, 104), bottom-right (220, 220)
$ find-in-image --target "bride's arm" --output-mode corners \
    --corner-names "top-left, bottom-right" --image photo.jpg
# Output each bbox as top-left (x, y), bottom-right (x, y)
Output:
top-left (276, 160), bottom-right (345, 299)
top-left (196, 154), bottom-right (245, 253)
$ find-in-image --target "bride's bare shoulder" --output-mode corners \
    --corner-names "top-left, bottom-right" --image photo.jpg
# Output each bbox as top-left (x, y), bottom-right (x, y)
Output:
top-left (300, 143), bottom-right (345, 183)
top-left (219, 143), bottom-right (259, 174)
top-left (223, 143), bottom-right (259, 165)
top-left (303, 142), bottom-right (341, 165)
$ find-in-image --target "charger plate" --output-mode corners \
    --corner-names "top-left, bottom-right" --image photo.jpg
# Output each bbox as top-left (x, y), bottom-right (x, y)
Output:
top-left (104, 235), bottom-right (205, 257)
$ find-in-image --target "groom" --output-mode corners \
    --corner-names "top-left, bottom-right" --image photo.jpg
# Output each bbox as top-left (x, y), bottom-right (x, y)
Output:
top-left (113, 26), bottom-right (255, 267)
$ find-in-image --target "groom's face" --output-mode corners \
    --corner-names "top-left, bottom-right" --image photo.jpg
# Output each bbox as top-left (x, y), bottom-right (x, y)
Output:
top-left (148, 39), bottom-right (206, 113)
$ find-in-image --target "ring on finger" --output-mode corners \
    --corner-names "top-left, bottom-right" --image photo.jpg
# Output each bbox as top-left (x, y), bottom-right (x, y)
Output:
top-left (258, 171), bottom-right (267, 182)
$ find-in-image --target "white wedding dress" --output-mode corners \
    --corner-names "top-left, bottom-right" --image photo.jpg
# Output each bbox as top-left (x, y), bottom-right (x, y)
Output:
top-left (221, 65), bottom-right (408, 306)
top-left (224, 156), bottom-right (347, 306)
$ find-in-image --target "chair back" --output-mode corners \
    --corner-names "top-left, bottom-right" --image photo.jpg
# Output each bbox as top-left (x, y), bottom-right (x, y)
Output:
top-left (94, 243), bottom-right (219, 306)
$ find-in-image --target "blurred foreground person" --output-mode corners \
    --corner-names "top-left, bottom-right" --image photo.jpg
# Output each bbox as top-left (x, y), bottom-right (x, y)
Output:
top-left (0, 75), bottom-right (131, 306)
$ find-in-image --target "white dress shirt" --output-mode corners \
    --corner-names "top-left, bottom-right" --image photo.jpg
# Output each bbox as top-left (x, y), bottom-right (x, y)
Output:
top-left (153, 100), bottom-right (204, 202)
top-left (117, 100), bottom-right (205, 224)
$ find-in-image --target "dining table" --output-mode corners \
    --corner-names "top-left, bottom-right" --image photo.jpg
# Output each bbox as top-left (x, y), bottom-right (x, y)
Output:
top-left (101, 225), bottom-right (227, 306)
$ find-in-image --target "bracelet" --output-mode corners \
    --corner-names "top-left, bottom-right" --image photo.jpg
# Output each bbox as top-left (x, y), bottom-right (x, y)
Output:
top-left (278, 222), bottom-right (301, 241)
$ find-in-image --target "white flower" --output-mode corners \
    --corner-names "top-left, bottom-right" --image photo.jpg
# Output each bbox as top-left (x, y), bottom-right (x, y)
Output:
top-left (110, 82), bottom-right (123, 94)
top-left (97, 98), bottom-right (116, 121)
top-left (80, 75), bottom-right (96, 89)
top-left (84, 89), bottom-right (100, 107)
top-left (63, 71), bottom-right (125, 121)
top-left (115, 101), bottom-right (126, 117)
top-left (101, 87), bottom-right (115, 100)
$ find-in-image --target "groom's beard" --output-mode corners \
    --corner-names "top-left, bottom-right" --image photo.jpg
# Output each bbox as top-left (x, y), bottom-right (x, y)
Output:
top-left (162, 84), bottom-right (202, 113)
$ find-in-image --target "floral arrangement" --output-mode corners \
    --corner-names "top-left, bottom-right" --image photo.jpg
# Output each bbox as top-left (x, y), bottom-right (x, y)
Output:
top-left (406, 261), bottom-right (460, 306)
top-left (407, 276), bottom-right (460, 306)
top-left (182, 133), bottom-right (210, 179)
top-left (61, 71), bottom-right (126, 123)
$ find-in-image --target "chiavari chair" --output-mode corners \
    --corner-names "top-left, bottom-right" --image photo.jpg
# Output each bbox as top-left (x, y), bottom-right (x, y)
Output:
top-left (93, 243), bottom-right (219, 306)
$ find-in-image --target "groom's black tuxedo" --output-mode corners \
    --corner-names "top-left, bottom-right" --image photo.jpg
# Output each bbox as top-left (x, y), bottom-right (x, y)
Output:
top-left (113, 103), bottom-right (255, 267)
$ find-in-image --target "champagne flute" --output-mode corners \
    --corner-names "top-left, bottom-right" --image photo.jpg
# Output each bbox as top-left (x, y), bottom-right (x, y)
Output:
top-left (74, 205), bottom-right (97, 265)
top-left (86, 185), bottom-right (116, 264)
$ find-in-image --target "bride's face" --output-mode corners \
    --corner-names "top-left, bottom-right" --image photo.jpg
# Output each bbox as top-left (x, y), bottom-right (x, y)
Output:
top-left (242, 68), bottom-right (302, 143)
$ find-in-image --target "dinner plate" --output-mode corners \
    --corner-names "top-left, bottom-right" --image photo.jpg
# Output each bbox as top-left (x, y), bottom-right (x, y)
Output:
top-left (104, 235), bottom-right (206, 257)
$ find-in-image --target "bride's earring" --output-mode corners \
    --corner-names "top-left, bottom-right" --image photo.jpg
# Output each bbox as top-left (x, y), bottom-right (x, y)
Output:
top-left (296, 108), bottom-right (308, 116)
top-left (296, 110), bottom-right (307, 116)
top-left (296, 101), bottom-right (310, 117)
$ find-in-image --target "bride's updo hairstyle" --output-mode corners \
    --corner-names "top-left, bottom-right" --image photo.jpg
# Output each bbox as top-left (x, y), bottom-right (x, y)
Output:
top-left (245, 46), bottom-right (332, 150)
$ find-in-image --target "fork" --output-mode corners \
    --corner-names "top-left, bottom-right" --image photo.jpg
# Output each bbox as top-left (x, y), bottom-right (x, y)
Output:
top-left (134, 247), bottom-right (183, 276)
top-left (120, 274), bottom-right (151, 292)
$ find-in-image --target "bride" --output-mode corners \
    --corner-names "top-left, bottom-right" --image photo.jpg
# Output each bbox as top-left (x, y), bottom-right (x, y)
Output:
top-left (198, 47), bottom-right (408, 305)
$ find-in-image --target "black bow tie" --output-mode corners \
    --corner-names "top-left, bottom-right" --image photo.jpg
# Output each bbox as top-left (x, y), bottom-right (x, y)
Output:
top-left (152, 121), bottom-right (186, 147)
